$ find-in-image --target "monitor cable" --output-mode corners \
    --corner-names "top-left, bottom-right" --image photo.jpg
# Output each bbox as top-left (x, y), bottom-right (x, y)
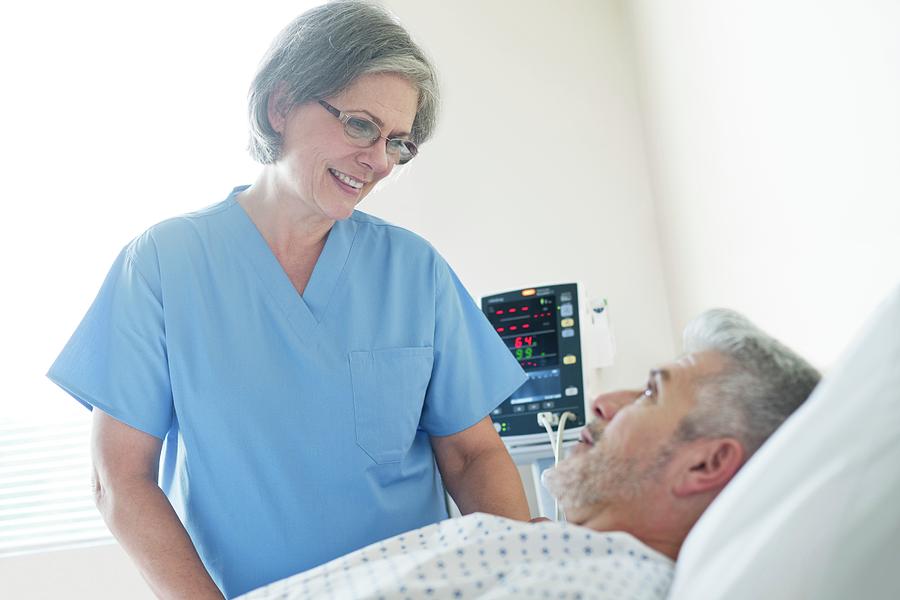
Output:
top-left (537, 411), bottom-right (577, 521)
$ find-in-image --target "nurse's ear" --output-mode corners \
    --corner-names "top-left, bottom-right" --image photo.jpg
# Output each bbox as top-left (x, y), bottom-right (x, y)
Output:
top-left (267, 81), bottom-right (292, 135)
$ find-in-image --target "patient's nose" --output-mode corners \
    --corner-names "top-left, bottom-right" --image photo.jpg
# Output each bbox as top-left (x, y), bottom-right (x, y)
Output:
top-left (591, 389), bottom-right (642, 422)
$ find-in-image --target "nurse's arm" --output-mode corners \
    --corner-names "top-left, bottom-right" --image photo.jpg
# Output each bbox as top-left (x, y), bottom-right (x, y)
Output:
top-left (91, 409), bottom-right (224, 600)
top-left (430, 416), bottom-right (531, 521)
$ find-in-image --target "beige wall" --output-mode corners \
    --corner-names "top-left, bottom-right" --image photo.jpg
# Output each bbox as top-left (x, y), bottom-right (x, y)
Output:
top-left (628, 0), bottom-right (900, 369)
top-left (377, 0), bottom-right (675, 392)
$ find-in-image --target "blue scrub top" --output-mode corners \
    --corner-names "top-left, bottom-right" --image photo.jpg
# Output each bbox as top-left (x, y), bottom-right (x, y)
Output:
top-left (48, 187), bottom-right (527, 598)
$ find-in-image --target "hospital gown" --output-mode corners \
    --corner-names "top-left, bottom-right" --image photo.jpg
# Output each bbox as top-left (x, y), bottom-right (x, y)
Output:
top-left (238, 513), bottom-right (674, 600)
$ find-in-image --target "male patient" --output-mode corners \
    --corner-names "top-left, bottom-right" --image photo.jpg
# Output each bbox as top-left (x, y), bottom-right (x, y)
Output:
top-left (240, 309), bottom-right (820, 600)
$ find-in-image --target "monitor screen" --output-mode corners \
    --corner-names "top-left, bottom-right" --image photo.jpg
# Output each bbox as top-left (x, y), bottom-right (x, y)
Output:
top-left (482, 284), bottom-right (585, 438)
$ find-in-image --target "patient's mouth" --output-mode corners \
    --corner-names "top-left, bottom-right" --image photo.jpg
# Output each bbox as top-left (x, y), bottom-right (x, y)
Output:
top-left (579, 428), bottom-right (594, 446)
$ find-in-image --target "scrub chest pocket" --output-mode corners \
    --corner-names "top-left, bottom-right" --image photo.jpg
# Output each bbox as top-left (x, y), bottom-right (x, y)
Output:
top-left (349, 347), bottom-right (434, 464)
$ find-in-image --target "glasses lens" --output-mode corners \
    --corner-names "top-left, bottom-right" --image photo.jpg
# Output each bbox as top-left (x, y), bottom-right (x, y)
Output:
top-left (387, 139), bottom-right (418, 164)
top-left (343, 116), bottom-right (380, 145)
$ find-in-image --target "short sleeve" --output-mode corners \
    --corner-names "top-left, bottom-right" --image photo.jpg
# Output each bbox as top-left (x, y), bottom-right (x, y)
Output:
top-left (420, 259), bottom-right (527, 436)
top-left (47, 232), bottom-right (174, 439)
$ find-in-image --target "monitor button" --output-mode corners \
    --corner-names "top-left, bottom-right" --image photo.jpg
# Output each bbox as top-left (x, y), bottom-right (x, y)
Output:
top-left (560, 303), bottom-right (574, 317)
top-left (561, 318), bottom-right (575, 328)
top-left (563, 355), bottom-right (577, 365)
top-left (561, 328), bottom-right (574, 338)
top-left (565, 386), bottom-right (578, 397)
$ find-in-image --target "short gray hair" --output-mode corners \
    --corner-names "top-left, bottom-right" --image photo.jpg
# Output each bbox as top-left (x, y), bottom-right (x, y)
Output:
top-left (247, 0), bottom-right (440, 164)
top-left (678, 309), bottom-right (821, 457)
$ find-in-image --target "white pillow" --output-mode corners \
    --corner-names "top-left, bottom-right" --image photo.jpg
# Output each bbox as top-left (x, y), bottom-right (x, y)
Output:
top-left (668, 285), bottom-right (900, 600)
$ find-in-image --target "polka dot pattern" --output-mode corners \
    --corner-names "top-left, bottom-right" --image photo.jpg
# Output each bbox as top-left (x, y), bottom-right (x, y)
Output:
top-left (237, 513), bottom-right (674, 600)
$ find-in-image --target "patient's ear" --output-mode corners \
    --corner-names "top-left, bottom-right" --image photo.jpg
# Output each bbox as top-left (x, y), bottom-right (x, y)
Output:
top-left (672, 438), bottom-right (745, 497)
top-left (267, 81), bottom-right (292, 135)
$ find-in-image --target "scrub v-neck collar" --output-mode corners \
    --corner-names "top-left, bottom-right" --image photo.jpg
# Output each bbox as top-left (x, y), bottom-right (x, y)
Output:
top-left (222, 186), bottom-right (359, 340)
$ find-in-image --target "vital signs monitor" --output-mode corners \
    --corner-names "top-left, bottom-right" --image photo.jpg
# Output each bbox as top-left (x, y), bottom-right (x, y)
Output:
top-left (481, 283), bottom-right (587, 448)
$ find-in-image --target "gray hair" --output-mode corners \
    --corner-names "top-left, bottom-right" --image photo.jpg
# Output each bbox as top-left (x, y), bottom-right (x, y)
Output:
top-left (247, 0), bottom-right (440, 164)
top-left (677, 309), bottom-right (821, 457)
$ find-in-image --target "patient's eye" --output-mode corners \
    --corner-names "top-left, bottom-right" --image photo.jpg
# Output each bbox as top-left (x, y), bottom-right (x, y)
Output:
top-left (640, 384), bottom-right (655, 402)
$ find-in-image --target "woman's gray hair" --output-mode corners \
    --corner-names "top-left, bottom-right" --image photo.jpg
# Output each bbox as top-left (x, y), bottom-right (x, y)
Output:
top-left (677, 309), bottom-right (821, 456)
top-left (247, 0), bottom-right (440, 164)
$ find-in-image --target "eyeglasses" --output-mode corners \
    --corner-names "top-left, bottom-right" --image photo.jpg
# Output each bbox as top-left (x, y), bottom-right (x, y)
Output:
top-left (318, 100), bottom-right (418, 165)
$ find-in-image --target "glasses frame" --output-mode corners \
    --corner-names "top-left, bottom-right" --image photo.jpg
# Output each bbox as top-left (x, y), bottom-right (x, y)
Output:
top-left (318, 100), bottom-right (418, 165)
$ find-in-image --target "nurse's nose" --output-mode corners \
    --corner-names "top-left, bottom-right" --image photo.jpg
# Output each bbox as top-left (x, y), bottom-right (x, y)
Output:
top-left (357, 139), bottom-right (393, 177)
top-left (591, 389), bottom-right (642, 423)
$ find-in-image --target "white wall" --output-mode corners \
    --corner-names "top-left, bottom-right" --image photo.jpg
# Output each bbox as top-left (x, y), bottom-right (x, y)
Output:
top-left (377, 0), bottom-right (675, 393)
top-left (628, 0), bottom-right (900, 369)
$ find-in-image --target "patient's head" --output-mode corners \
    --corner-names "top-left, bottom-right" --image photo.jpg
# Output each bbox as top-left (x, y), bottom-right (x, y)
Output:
top-left (542, 309), bottom-right (820, 559)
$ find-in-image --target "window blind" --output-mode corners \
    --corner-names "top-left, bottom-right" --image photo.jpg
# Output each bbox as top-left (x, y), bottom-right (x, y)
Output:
top-left (0, 417), bottom-right (112, 557)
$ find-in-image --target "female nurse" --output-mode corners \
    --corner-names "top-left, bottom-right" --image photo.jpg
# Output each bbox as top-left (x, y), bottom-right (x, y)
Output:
top-left (48, 2), bottom-right (530, 598)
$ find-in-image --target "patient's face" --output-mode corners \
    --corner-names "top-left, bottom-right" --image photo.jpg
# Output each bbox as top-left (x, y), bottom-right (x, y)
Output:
top-left (543, 351), bottom-right (726, 518)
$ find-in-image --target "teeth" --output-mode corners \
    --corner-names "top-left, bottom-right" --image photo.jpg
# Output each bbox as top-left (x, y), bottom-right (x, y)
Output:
top-left (330, 168), bottom-right (363, 189)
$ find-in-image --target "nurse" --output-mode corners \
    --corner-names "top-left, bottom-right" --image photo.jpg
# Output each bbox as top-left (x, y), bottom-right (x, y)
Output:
top-left (47, 2), bottom-right (530, 598)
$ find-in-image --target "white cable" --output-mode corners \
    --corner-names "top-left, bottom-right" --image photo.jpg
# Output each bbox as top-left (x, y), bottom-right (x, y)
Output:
top-left (553, 412), bottom-right (577, 521)
top-left (536, 411), bottom-right (579, 521)
top-left (556, 412), bottom-right (574, 465)
top-left (538, 413), bottom-right (558, 462)
top-left (537, 412), bottom-right (561, 521)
